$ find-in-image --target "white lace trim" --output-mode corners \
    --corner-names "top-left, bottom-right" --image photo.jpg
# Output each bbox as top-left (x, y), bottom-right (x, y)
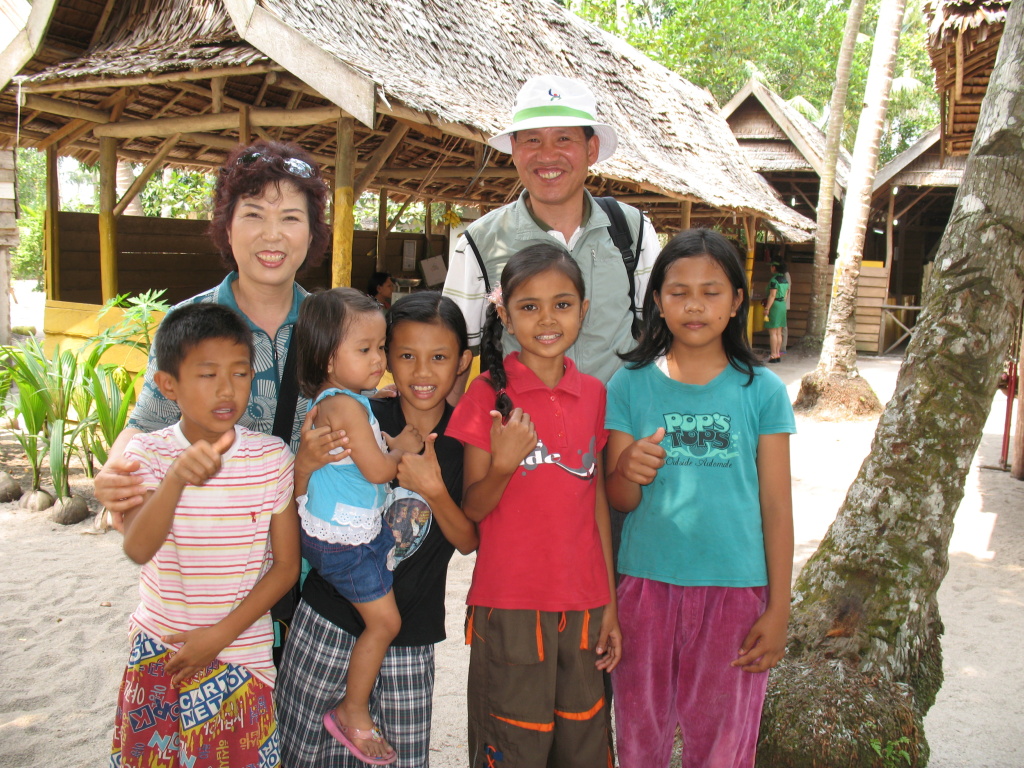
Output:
top-left (297, 494), bottom-right (383, 545)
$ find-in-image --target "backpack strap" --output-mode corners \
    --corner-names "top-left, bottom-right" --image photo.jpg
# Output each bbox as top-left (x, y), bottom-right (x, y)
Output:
top-left (594, 196), bottom-right (641, 339)
top-left (463, 230), bottom-right (491, 294)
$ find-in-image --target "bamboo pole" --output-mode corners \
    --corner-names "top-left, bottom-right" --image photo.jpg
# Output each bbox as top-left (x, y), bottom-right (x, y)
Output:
top-left (93, 106), bottom-right (342, 139)
top-left (744, 216), bottom-right (757, 339)
top-left (424, 201), bottom-right (432, 239)
top-left (98, 137), bottom-right (119, 302)
top-left (211, 76), bottom-right (226, 113)
top-left (43, 147), bottom-right (60, 300)
top-left (680, 200), bottom-right (692, 230)
top-left (23, 65), bottom-right (282, 94)
top-left (377, 188), bottom-right (389, 272)
top-left (239, 106), bottom-right (251, 146)
top-left (21, 95), bottom-right (111, 124)
top-left (333, 117), bottom-right (355, 288)
top-left (113, 134), bottom-right (181, 217)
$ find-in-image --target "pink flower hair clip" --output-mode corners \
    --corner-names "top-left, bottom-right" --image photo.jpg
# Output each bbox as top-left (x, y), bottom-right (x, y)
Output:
top-left (486, 286), bottom-right (503, 308)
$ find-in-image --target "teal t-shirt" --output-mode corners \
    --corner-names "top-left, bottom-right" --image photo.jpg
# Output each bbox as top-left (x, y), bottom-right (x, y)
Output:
top-left (606, 360), bottom-right (796, 587)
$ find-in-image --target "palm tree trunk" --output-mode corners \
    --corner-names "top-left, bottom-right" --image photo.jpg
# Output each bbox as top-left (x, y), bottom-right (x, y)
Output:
top-left (805, 0), bottom-right (868, 346)
top-left (758, 4), bottom-right (1024, 764)
top-left (796, 0), bottom-right (907, 417)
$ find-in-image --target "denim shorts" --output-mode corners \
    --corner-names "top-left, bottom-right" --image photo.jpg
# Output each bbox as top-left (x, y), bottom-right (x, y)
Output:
top-left (300, 525), bottom-right (395, 604)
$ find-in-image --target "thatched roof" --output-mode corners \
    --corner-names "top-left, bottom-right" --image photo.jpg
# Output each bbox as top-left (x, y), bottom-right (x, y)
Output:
top-left (1, 0), bottom-right (813, 237)
top-left (872, 127), bottom-right (966, 192)
top-left (924, 0), bottom-right (1010, 155)
top-left (722, 78), bottom-right (851, 198)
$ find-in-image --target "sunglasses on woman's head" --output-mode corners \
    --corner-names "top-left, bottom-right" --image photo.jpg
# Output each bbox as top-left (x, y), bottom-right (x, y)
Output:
top-left (234, 150), bottom-right (316, 179)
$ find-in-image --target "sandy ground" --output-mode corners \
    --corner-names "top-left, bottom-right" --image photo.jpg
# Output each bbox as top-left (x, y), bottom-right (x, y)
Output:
top-left (1, 285), bottom-right (1021, 766)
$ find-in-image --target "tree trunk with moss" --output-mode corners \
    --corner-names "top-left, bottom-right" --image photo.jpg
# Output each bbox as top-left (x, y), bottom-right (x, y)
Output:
top-left (796, 0), bottom-right (907, 418)
top-left (804, 0), bottom-right (867, 349)
top-left (758, 5), bottom-right (1024, 764)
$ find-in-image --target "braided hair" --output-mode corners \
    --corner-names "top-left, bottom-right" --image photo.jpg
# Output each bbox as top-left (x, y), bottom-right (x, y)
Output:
top-left (480, 244), bottom-right (585, 419)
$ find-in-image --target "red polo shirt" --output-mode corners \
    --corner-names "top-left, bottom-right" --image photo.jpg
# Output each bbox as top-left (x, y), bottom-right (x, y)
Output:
top-left (448, 353), bottom-right (610, 611)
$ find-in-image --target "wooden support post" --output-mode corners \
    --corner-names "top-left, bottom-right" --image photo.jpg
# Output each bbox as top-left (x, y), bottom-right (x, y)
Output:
top-left (114, 134), bottom-right (181, 216)
top-left (332, 117), bottom-right (355, 288)
top-left (744, 216), bottom-right (757, 340)
top-left (44, 147), bottom-right (60, 300)
top-left (211, 76), bottom-right (226, 113)
top-left (377, 188), bottom-right (389, 272)
top-left (424, 201), bottom-right (432, 240)
top-left (680, 200), bottom-right (691, 231)
top-left (239, 106), bottom-right (251, 146)
top-left (98, 137), bottom-right (119, 302)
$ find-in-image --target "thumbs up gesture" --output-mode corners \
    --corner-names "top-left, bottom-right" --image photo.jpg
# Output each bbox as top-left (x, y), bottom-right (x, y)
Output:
top-left (168, 428), bottom-right (236, 488)
top-left (616, 427), bottom-right (667, 486)
top-left (397, 433), bottom-right (445, 498)
top-left (489, 408), bottom-right (538, 475)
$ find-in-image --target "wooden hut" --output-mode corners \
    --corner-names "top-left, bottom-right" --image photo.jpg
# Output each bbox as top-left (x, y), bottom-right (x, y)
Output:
top-left (859, 0), bottom-right (1009, 354)
top-left (0, 0), bottom-right (813, 347)
top-left (722, 77), bottom-right (853, 348)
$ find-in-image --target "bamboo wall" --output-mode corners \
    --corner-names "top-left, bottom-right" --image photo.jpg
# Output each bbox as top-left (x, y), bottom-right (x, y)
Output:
top-left (53, 211), bottom-right (449, 305)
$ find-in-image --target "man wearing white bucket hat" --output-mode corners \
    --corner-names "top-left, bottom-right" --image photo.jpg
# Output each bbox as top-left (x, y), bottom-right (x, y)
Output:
top-left (443, 74), bottom-right (659, 393)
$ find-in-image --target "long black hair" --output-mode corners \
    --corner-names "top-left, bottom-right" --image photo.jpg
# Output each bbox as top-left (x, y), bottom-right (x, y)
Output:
top-left (480, 244), bottom-right (586, 418)
top-left (620, 228), bottom-right (761, 384)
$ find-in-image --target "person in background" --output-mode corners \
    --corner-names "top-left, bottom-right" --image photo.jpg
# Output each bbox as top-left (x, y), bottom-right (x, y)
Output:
top-left (763, 261), bottom-right (790, 364)
top-left (367, 272), bottom-right (395, 309)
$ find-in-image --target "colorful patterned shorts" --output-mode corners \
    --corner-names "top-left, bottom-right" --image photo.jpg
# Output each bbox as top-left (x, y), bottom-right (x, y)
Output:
top-left (110, 630), bottom-right (280, 768)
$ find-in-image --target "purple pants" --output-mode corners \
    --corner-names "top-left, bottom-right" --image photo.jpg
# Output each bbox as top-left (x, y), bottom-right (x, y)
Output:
top-left (613, 577), bottom-right (769, 768)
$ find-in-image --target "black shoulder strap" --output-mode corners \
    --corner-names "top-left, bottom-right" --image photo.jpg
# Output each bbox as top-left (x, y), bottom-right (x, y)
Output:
top-left (272, 335), bottom-right (299, 445)
top-left (594, 196), bottom-right (641, 338)
top-left (463, 230), bottom-right (491, 294)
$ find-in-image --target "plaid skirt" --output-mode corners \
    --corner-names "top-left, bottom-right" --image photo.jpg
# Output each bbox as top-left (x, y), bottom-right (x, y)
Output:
top-left (275, 601), bottom-right (436, 768)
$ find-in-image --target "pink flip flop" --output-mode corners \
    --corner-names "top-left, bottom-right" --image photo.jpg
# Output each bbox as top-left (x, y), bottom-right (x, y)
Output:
top-left (322, 710), bottom-right (398, 766)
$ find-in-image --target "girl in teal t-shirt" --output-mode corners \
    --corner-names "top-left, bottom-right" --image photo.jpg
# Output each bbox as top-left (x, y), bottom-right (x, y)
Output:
top-left (605, 229), bottom-right (795, 768)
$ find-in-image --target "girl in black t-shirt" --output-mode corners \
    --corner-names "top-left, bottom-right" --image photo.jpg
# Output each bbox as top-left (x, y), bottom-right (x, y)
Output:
top-left (277, 293), bottom-right (478, 768)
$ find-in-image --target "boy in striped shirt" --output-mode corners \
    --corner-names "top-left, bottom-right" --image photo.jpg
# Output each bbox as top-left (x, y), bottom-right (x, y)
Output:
top-left (112, 303), bottom-right (300, 768)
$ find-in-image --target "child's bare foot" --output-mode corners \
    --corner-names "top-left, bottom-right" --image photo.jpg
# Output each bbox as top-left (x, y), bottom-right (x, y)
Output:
top-left (323, 699), bottom-right (396, 765)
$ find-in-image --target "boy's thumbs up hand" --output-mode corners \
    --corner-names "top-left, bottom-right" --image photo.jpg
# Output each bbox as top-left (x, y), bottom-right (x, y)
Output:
top-left (616, 427), bottom-right (667, 486)
top-left (168, 429), bottom-right (235, 488)
top-left (212, 428), bottom-right (236, 455)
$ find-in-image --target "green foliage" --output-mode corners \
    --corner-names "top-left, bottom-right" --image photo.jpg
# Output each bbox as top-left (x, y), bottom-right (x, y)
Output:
top-left (96, 289), bottom-right (171, 353)
top-left (12, 202), bottom-right (44, 281)
top-left (139, 168), bottom-right (214, 218)
top-left (871, 736), bottom-right (913, 768)
top-left (15, 148), bottom-right (45, 210)
top-left (569, 0), bottom-right (938, 155)
top-left (88, 365), bottom-right (141, 468)
top-left (353, 192), bottom-right (449, 235)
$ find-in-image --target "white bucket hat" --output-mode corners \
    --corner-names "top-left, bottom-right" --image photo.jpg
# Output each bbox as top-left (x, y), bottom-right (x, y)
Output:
top-left (488, 75), bottom-right (618, 163)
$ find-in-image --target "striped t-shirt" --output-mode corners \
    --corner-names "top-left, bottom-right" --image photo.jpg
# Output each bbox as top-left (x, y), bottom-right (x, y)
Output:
top-left (124, 423), bottom-right (294, 687)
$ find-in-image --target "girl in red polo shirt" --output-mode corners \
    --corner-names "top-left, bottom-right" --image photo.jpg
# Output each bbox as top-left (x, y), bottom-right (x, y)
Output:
top-left (448, 244), bottom-right (621, 768)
